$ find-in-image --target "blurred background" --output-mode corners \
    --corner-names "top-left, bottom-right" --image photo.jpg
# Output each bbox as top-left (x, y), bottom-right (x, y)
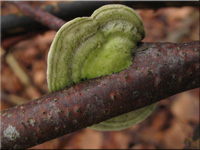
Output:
top-left (1, 1), bottom-right (199, 149)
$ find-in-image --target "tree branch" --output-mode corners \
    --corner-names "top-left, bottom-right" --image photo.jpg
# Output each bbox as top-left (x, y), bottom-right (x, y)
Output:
top-left (1, 1), bottom-right (199, 38)
top-left (12, 1), bottom-right (66, 31)
top-left (1, 41), bottom-right (199, 149)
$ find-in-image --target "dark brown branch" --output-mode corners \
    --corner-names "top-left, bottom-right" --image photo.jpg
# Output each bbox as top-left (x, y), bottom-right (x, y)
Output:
top-left (12, 1), bottom-right (66, 31)
top-left (1, 41), bottom-right (199, 149)
top-left (1, 1), bottom-right (199, 38)
top-left (1, 1), bottom-right (64, 49)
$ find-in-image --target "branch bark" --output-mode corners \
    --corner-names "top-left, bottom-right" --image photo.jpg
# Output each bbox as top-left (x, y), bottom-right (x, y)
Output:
top-left (1, 1), bottom-right (199, 38)
top-left (1, 41), bottom-right (199, 149)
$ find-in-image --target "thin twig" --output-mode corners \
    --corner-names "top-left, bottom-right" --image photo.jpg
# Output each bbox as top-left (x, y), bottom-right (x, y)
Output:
top-left (1, 41), bottom-right (199, 149)
top-left (1, 1), bottom-right (199, 38)
top-left (4, 50), bottom-right (41, 99)
top-left (5, 52), bottom-right (31, 86)
top-left (12, 1), bottom-right (66, 31)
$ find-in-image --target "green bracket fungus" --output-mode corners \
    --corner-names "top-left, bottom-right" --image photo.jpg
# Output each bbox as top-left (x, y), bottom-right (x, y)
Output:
top-left (47, 4), bottom-right (157, 131)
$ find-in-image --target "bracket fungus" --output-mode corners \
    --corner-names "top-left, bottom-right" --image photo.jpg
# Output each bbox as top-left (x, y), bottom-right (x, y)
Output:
top-left (47, 4), bottom-right (157, 131)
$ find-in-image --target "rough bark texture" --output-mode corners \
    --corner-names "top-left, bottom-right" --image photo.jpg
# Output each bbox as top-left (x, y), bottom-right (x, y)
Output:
top-left (1, 41), bottom-right (199, 149)
top-left (1, 1), bottom-right (199, 38)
